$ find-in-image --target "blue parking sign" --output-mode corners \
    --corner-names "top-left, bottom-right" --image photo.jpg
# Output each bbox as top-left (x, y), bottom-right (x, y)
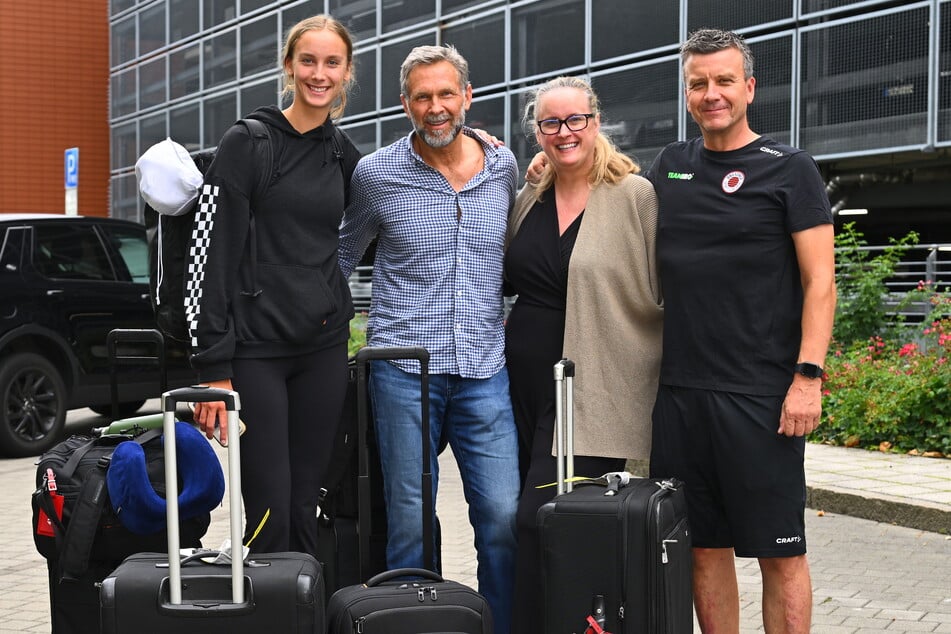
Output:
top-left (64, 148), bottom-right (79, 189)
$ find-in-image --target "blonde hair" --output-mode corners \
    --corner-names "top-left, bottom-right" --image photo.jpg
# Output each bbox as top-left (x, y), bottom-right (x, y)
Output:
top-left (522, 76), bottom-right (639, 200)
top-left (280, 15), bottom-right (355, 120)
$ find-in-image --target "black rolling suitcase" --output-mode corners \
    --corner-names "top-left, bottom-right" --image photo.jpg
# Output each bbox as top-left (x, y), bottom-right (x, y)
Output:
top-left (99, 386), bottom-right (325, 633)
top-left (327, 346), bottom-right (492, 634)
top-left (538, 359), bottom-right (693, 634)
top-left (316, 356), bottom-right (389, 594)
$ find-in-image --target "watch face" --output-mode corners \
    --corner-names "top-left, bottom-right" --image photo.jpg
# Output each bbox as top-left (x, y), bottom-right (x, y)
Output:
top-left (795, 363), bottom-right (823, 379)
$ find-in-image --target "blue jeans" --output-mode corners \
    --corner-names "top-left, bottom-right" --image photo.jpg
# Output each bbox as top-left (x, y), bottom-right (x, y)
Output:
top-left (370, 361), bottom-right (520, 634)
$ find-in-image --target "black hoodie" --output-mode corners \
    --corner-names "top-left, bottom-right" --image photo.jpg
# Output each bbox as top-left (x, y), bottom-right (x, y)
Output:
top-left (186, 106), bottom-right (362, 382)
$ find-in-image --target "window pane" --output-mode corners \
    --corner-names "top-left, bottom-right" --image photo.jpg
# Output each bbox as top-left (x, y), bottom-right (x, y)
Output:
top-left (112, 68), bottom-right (137, 118)
top-left (801, 0), bottom-right (893, 16)
top-left (593, 61), bottom-right (681, 168)
top-left (170, 0), bottom-right (200, 41)
top-left (443, 13), bottom-right (505, 89)
top-left (241, 0), bottom-right (274, 14)
top-left (241, 14), bottom-right (278, 77)
top-left (101, 225), bottom-right (150, 284)
top-left (281, 1), bottom-right (323, 32)
top-left (592, 0), bottom-right (678, 61)
top-left (204, 30), bottom-right (237, 89)
top-left (112, 15), bottom-right (136, 66)
top-left (687, 0), bottom-right (793, 32)
top-left (140, 3), bottom-right (167, 56)
top-left (512, 0), bottom-right (584, 80)
top-left (112, 121), bottom-right (137, 171)
top-left (242, 79), bottom-right (279, 113)
top-left (381, 114), bottom-right (412, 147)
top-left (331, 0), bottom-right (377, 42)
top-left (381, 34), bottom-right (436, 110)
top-left (749, 35), bottom-right (793, 145)
top-left (799, 8), bottom-right (931, 156)
top-left (467, 96), bottom-right (505, 141)
top-left (442, 0), bottom-right (499, 14)
top-left (340, 121), bottom-right (378, 155)
top-left (34, 225), bottom-right (115, 281)
top-left (112, 173), bottom-right (141, 222)
top-left (139, 57), bottom-right (167, 110)
top-left (111, 0), bottom-right (136, 14)
top-left (170, 44), bottom-right (202, 99)
top-left (140, 112), bottom-right (168, 151)
top-left (170, 103), bottom-right (202, 152)
top-left (939, 3), bottom-right (951, 143)
top-left (204, 92), bottom-right (239, 147)
top-left (383, 0), bottom-right (435, 34)
top-left (346, 50), bottom-right (377, 116)
top-left (204, 0), bottom-right (237, 29)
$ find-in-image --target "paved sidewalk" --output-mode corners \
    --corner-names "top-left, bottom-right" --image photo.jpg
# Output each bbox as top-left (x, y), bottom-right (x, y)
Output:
top-left (2, 409), bottom-right (948, 632)
top-left (803, 442), bottom-right (951, 534)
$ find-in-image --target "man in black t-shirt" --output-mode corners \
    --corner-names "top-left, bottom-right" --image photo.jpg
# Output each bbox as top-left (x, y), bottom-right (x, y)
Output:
top-left (645, 29), bottom-right (836, 633)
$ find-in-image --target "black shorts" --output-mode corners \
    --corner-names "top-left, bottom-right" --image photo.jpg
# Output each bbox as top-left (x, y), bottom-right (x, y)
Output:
top-left (649, 385), bottom-right (807, 558)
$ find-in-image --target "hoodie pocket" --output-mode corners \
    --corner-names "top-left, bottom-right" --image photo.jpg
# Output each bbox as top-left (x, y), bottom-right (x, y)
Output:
top-left (234, 262), bottom-right (337, 343)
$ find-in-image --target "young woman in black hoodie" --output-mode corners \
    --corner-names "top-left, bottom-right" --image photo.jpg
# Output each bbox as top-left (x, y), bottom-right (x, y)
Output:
top-left (188, 15), bottom-right (362, 558)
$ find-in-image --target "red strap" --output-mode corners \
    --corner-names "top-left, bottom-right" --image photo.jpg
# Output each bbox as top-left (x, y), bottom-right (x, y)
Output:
top-left (584, 615), bottom-right (610, 634)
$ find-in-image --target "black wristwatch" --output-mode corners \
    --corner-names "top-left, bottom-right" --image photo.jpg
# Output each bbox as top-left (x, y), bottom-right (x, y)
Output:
top-left (793, 362), bottom-right (824, 379)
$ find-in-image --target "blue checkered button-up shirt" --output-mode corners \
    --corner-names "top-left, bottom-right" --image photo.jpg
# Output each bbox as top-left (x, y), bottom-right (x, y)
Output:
top-left (339, 128), bottom-right (517, 378)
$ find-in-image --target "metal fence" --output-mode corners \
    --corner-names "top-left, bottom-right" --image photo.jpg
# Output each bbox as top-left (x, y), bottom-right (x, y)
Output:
top-left (836, 243), bottom-right (951, 323)
top-left (350, 243), bottom-right (951, 323)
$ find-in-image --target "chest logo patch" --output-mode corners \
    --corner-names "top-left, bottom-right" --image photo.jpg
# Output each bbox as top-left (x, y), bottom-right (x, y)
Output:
top-left (721, 170), bottom-right (745, 194)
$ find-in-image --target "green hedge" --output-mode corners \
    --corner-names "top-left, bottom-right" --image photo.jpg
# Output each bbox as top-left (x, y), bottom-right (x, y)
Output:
top-left (812, 224), bottom-right (951, 457)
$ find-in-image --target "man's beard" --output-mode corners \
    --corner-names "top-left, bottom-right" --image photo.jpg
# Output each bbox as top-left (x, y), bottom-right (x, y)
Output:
top-left (413, 110), bottom-right (466, 148)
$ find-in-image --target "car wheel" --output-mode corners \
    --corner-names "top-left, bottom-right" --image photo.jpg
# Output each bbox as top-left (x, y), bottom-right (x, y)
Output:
top-left (88, 400), bottom-right (147, 418)
top-left (0, 352), bottom-right (67, 457)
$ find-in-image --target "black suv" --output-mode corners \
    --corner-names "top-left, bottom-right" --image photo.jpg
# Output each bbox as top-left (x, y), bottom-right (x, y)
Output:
top-left (0, 214), bottom-right (193, 457)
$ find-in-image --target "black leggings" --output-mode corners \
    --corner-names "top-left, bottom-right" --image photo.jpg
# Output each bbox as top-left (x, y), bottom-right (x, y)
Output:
top-left (231, 343), bottom-right (348, 558)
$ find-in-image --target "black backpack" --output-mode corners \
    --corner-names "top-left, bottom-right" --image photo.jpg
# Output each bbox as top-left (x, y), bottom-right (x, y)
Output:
top-left (144, 118), bottom-right (274, 345)
top-left (144, 119), bottom-right (348, 346)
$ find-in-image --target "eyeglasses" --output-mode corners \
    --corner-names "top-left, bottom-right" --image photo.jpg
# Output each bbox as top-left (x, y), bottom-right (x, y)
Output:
top-left (536, 113), bottom-right (594, 135)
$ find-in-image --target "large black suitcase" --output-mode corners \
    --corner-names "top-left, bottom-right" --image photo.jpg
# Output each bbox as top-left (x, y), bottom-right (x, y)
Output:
top-left (317, 352), bottom-right (444, 594)
top-left (99, 386), bottom-right (325, 633)
top-left (326, 346), bottom-right (492, 633)
top-left (316, 356), bottom-right (389, 594)
top-left (537, 359), bottom-right (693, 634)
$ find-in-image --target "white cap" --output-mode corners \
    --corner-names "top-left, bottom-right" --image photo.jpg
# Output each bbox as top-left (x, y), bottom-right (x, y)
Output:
top-left (135, 138), bottom-right (204, 216)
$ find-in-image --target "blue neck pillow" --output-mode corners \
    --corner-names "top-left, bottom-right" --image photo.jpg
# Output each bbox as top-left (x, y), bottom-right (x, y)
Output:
top-left (107, 421), bottom-right (225, 535)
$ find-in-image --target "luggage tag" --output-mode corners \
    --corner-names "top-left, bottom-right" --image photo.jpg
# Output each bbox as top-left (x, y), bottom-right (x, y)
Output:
top-left (36, 468), bottom-right (65, 537)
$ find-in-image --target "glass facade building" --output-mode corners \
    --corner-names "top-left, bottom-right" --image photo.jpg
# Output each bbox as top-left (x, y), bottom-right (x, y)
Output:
top-left (109, 0), bottom-right (951, 242)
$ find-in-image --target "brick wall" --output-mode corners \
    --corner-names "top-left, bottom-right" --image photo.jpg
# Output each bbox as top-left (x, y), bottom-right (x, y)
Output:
top-left (0, 1), bottom-right (110, 217)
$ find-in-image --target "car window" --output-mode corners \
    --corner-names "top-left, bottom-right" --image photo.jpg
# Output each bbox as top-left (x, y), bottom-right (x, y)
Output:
top-left (33, 224), bottom-right (116, 281)
top-left (100, 224), bottom-right (149, 284)
top-left (1, 227), bottom-right (26, 272)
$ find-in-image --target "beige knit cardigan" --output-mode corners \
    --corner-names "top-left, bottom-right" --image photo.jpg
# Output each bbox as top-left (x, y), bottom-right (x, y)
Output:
top-left (508, 174), bottom-right (663, 461)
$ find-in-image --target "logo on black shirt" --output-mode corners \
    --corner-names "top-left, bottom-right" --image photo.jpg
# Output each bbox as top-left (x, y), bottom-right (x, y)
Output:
top-left (721, 170), bottom-right (745, 194)
top-left (666, 171), bottom-right (694, 180)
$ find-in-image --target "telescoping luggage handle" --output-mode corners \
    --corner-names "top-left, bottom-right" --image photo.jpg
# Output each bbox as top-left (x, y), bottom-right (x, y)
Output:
top-left (354, 346), bottom-right (431, 579)
top-left (108, 328), bottom-right (167, 421)
top-left (554, 358), bottom-right (575, 495)
top-left (162, 386), bottom-right (243, 605)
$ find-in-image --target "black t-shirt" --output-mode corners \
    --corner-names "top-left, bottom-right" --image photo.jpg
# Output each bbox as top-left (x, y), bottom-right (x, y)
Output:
top-left (646, 136), bottom-right (832, 395)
